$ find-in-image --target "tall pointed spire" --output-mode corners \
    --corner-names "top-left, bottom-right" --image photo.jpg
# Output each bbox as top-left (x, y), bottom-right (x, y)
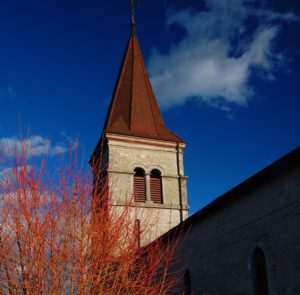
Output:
top-left (102, 8), bottom-right (184, 143)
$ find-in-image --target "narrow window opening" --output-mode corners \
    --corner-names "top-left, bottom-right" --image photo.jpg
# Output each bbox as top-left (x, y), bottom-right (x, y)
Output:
top-left (133, 168), bottom-right (146, 203)
top-left (134, 219), bottom-right (141, 248)
top-left (183, 270), bottom-right (191, 295)
top-left (150, 169), bottom-right (163, 204)
top-left (251, 247), bottom-right (269, 295)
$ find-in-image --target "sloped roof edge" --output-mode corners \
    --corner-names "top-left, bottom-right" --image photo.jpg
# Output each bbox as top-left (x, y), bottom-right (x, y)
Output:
top-left (161, 146), bottom-right (300, 238)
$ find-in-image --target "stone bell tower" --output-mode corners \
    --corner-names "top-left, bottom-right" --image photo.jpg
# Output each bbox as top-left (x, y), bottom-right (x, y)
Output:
top-left (91, 20), bottom-right (189, 244)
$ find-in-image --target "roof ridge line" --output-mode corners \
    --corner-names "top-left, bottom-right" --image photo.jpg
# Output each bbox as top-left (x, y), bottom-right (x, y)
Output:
top-left (138, 38), bottom-right (161, 136)
top-left (129, 35), bottom-right (134, 131)
top-left (104, 33), bottom-right (132, 131)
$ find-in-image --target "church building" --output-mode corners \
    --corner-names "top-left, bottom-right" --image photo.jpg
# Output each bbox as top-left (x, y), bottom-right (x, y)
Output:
top-left (91, 22), bottom-right (189, 244)
top-left (170, 146), bottom-right (300, 295)
top-left (90, 9), bottom-right (300, 294)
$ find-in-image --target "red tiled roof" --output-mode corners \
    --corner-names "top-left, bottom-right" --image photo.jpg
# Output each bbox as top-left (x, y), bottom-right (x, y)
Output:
top-left (103, 26), bottom-right (184, 143)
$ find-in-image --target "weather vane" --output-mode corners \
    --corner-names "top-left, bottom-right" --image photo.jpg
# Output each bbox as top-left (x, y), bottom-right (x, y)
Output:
top-left (131, 0), bottom-right (135, 25)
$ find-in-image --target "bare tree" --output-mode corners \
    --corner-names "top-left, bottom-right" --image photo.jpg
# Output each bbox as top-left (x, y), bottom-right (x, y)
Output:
top-left (0, 138), bottom-right (181, 294)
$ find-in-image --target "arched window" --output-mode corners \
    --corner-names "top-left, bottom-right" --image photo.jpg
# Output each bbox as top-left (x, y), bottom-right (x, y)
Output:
top-left (133, 168), bottom-right (146, 203)
top-left (183, 270), bottom-right (191, 295)
top-left (150, 169), bottom-right (163, 204)
top-left (251, 247), bottom-right (269, 295)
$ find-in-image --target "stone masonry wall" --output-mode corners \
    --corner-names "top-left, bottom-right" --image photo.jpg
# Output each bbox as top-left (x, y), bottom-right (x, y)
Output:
top-left (175, 165), bottom-right (300, 295)
top-left (106, 134), bottom-right (189, 244)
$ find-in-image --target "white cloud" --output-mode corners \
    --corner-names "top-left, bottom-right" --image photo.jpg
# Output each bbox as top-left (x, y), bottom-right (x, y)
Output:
top-left (0, 136), bottom-right (67, 159)
top-left (255, 9), bottom-right (299, 22)
top-left (59, 132), bottom-right (80, 150)
top-left (148, 0), bottom-right (299, 110)
top-left (0, 165), bottom-right (32, 184)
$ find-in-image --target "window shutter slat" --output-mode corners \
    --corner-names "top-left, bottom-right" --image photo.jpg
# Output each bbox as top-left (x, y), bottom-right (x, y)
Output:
top-left (150, 178), bottom-right (162, 204)
top-left (134, 176), bottom-right (146, 202)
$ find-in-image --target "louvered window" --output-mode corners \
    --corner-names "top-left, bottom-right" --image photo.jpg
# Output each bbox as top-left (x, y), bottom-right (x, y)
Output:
top-left (133, 168), bottom-right (146, 203)
top-left (150, 169), bottom-right (163, 204)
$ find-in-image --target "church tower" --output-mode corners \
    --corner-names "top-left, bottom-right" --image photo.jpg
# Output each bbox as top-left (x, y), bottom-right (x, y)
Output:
top-left (91, 16), bottom-right (189, 244)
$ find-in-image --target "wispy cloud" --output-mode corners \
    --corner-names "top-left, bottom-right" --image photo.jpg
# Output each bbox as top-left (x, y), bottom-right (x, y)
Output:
top-left (149, 0), bottom-right (299, 111)
top-left (59, 132), bottom-right (80, 150)
top-left (0, 136), bottom-right (67, 159)
top-left (0, 165), bottom-right (32, 184)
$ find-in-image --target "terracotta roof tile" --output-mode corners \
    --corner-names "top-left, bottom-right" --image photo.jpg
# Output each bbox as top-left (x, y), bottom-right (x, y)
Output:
top-left (103, 26), bottom-right (184, 143)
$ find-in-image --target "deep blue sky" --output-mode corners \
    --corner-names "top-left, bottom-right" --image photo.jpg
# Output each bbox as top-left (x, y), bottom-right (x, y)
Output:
top-left (0, 0), bottom-right (299, 214)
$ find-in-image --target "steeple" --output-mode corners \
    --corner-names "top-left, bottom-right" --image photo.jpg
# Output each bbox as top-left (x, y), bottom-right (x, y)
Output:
top-left (91, 9), bottom-right (189, 245)
top-left (102, 23), bottom-right (184, 143)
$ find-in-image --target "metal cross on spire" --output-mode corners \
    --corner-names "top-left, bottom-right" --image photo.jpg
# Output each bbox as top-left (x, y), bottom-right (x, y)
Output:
top-left (131, 0), bottom-right (136, 25)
